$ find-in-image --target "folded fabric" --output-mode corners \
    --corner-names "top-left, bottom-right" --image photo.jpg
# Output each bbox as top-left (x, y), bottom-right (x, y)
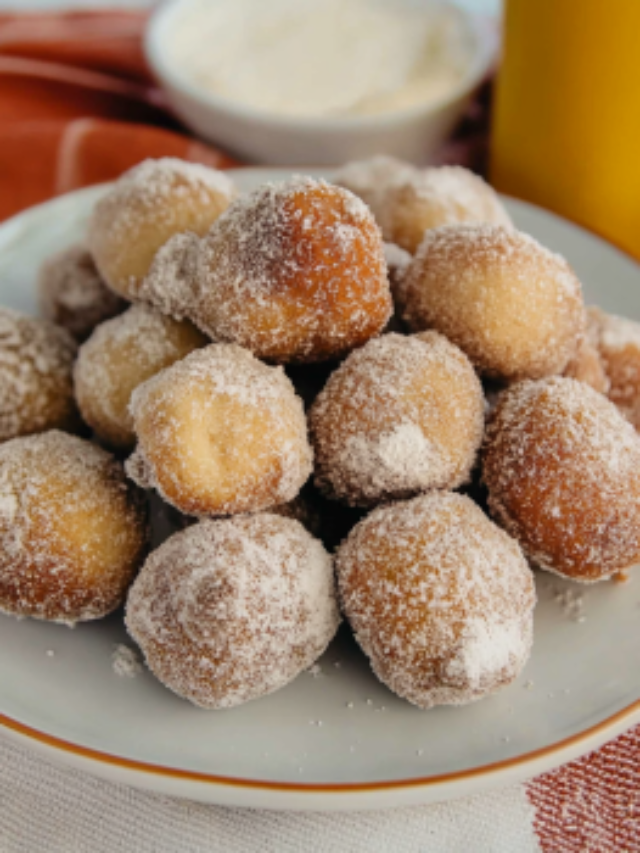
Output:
top-left (0, 10), bottom-right (236, 221)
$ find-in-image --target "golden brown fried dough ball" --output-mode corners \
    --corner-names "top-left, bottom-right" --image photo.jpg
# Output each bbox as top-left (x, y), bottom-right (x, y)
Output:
top-left (126, 344), bottom-right (313, 517)
top-left (588, 306), bottom-right (640, 429)
top-left (88, 158), bottom-right (236, 300)
top-left (333, 155), bottom-right (418, 227)
top-left (401, 224), bottom-right (585, 381)
top-left (310, 333), bottom-right (484, 507)
top-left (74, 304), bottom-right (207, 450)
top-left (562, 314), bottom-right (609, 394)
top-left (0, 431), bottom-right (147, 622)
top-left (38, 244), bottom-right (127, 341)
top-left (336, 492), bottom-right (535, 708)
top-left (383, 242), bottom-right (412, 332)
top-left (141, 177), bottom-right (392, 363)
top-left (125, 514), bottom-right (340, 709)
top-left (379, 166), bottom-right (513, 254)
top-left (0, 307), bottom-right (80, 442)
top-left (483, 377), bottom-right (640, 582)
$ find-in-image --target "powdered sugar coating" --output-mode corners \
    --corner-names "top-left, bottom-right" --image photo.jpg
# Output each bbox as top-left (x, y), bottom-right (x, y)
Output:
top-left (74, 304), bottom-right (207, 449)
top-left (126, 514), bottom-right (340, 709)
top-left (0, 307), bottom-right (80, 442)
top-left (0, 431), bottom-right (148, 622)
top-left (401, 224), bottom-right (585, 380)
top-left (588, 306), bottom-right (640, 429)
top-left (483, 376), bottom-right (640, 581)
top-left (379, 166), bottom-right (513, 254)
top-left (336, 492), bottom-right (535, 708)
top-left (141, 176), bottom-right (392, 363)
top-left (88, 158), bottom-right (236, 300)
top-left (127, 344), bottom-right (313, 516)
top-left (38, 243), bottom-right (126, 341)
top-left (563, 308), bottom-right (609, 394)
top-left (310, 332), bottom-right (484, 506)
top-left (333, 155), bottom-right (418, 230)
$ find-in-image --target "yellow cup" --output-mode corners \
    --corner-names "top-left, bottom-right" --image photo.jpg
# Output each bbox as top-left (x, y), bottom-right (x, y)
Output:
top-left (490, 0), bottom-right (640, 259)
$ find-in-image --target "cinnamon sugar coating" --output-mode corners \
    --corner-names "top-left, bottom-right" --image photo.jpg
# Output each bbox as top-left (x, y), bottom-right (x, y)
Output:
top-left (38, 244), bottom-right (127, 341)
top-left (379, 166), bottom-right (512, 254)
top-left (401, 224), bottom-right (585, 380)
top-left (89, 158), bottom-right (236, 300)
top-left (126, 514), bottom-right (340, 709)
top-left (336, 492), bottom-right (535, 708)
top-left (588, 306), bottom-right (640, 429)
top-left (141, 177), bottom-right (392, 363)
top-left (484, 377), bottom-right (640, 581)
top-left (74, 304), bottom-right (208, 449)
top-left (310, 332), bottom-right (484, 506)
top-left (0, 307), bottom-right (81, 442)
top-left (126, 344), bottom-right (313, 517)
top-left (0, 431), bottom-right (148, 622)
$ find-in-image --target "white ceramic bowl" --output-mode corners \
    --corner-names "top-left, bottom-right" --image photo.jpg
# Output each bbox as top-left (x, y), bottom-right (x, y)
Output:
top-left (145, 0), bottom-right (497, 166)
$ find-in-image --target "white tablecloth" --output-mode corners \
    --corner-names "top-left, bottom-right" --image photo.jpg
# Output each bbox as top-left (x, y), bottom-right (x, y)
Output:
top-left (0, 734), bottom-right (542, 853)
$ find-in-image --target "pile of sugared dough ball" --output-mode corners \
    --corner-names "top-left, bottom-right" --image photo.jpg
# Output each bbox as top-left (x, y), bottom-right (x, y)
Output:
top-left (1, 154), bottom-right (639, 713)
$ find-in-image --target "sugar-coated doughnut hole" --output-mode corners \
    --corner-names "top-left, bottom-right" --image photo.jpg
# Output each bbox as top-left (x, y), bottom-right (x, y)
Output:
top-left (383, 242), bottom-right (412, 332)
top-left (333, 155), bottom-right (418, 228)
top-left (379, 166), bottom-right (513, 254)
top-left (0, 307), bottom-right (80, 442)
top-left (125, 514), bottom-right (340, 709)
top-left (401, 224), bottom-right (585, 381)
top-left (126, 344), bottom-right (313, 516)
top-left (38, 244), bottom-right (127, 342)
top-left (310, 332), bottom-right (484, 507)
top-left (483, 377), bottom-right (640, 582)
top-left (562, 310), bottom-right (609, 394)
top-left (588, 306), bottom-right (640, 429)
top-left (88, 158), bottom-right (236, 300)
top-left (74, 304), bottom-right (208, 449)
top-left (0, 431), bottom-right (148, 622)
top-left (336, 492), bottom-right (535, 709)
top-left (142, 177), bottom-right (392, 363)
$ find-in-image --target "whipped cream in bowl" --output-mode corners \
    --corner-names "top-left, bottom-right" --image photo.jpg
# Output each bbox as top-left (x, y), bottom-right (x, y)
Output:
top-left (146, 0), bottom-right (497, 164)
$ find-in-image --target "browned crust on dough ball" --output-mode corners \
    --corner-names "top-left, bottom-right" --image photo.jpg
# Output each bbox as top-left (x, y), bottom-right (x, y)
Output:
top-left (401, 224), bottom-right (585, 381)
top-left (125, 514), bottom-right (339, 708)
top-left (336, 492), bottom-right (535, 708)
top-left (0, 308), bottom-right (81, 442)
top-left (483, 376), bottom-right (640, 581)
top-left (159, 177), bottom-right (393, 364)
top-left (310, 332), bottom-right (484, 506)
top-left (0, 431), bottom-right (148, 622)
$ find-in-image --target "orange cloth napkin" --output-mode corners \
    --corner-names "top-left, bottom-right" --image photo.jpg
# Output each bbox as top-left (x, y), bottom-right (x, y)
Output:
top-left (0, 10), bottom-right (237, 221)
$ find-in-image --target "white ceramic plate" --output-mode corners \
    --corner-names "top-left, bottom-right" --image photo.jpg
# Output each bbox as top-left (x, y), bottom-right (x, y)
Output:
top-left (0, 168), bottom-right (639, 813)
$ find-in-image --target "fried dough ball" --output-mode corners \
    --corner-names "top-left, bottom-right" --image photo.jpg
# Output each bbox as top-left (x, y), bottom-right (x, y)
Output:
top-left (141, 177), bottom-right (392, 363)
top-left (126, 344), bottom-right (313, 516)
top-left (88, 158), bottom-right (236, 300)
top-left (401, 224), bottom-right (585, 381)
top-left (125, 514), bottom-right (340, 709)
top-left (310, 333), bottom-right (484, 507)
top-left (379, 166), bottom-right (513, 254)
top-left (336, 492), bottom-right (535, 709)
top-left (588, 307), bottom-right (640, 429)
top-left (333, 155), bottom-right (418, 227)
top-left (0, 431), bottom-right (147, 622)
top-left (483, 377), bottom-right (640, 582)
top-left (562, 329), bottom-right (609, 394)
top-left (0, 307), bottom-right (80, 442)
top-left (38, 244), bottom-right (126, 341)
top-left (383, 242), bottom-right (412, 332)
top-left (74, 304), bottom-right (207, 449)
